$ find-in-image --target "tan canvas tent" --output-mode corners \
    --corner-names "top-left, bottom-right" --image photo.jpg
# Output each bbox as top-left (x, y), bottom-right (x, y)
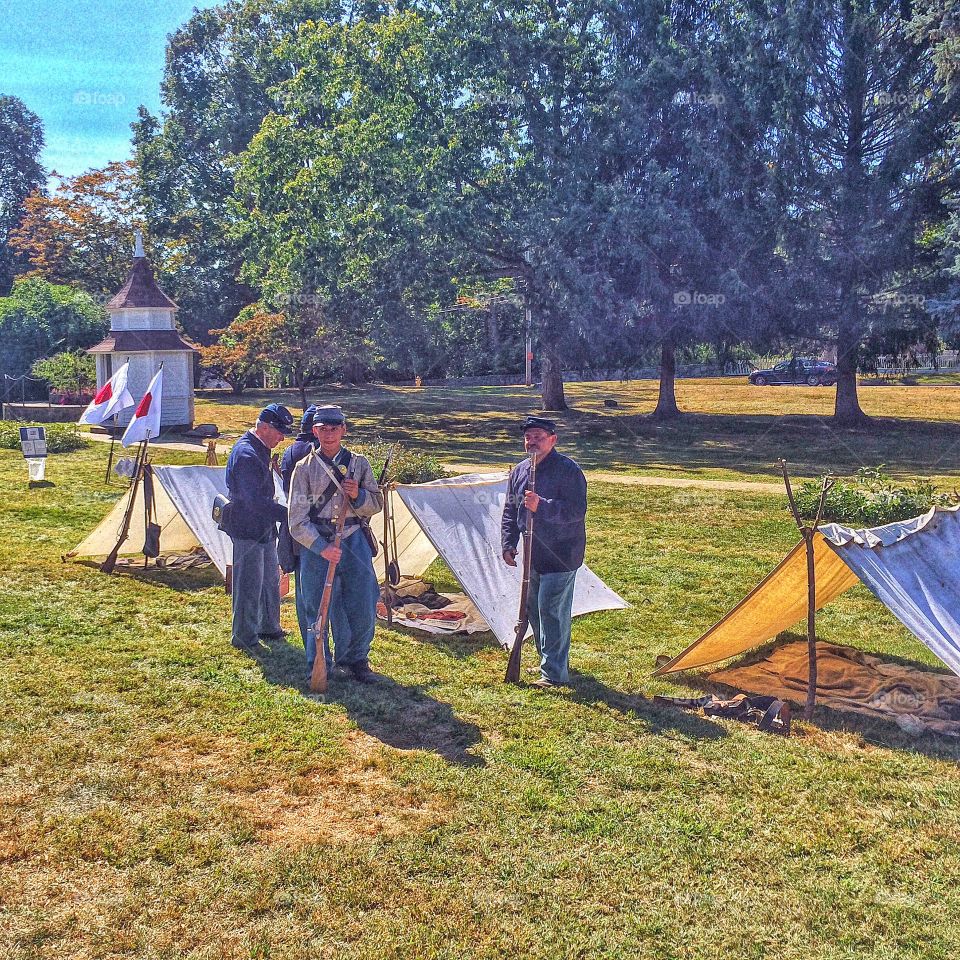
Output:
top-left (67, 465), bottom-right (283, 579)
top-left (656, 506), bottom-right (960, 677)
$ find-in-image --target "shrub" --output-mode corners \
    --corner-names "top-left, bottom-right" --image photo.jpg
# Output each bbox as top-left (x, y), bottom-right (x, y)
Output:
top-left (31, 350), bottom-right (97, 395)
top-left (796, 466), bottom-right (957, 526)
top-left (356, 438), bottom-right (449, 484)
top-left (0, 421), bottom-right (87, 453)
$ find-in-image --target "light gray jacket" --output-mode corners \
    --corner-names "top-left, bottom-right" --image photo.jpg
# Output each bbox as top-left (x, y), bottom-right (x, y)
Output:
top-left (288, 447), bottom-right (383, 553)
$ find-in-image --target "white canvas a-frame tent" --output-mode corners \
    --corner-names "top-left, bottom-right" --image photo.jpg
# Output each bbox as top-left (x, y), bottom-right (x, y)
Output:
top-left (67, 465), bottom-right (284, 579)
top-left (377, 472), bottom-right (629, 649)
top-left (655, 505), bottom-right (960, 677)
top-left (68, 466), bottom-right (629, 648)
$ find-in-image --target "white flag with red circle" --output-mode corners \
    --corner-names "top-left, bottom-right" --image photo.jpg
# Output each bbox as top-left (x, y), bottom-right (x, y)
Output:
top-left (121, 368), bottom-right (163, 447)
top-left (78, 362), bottom-right (134, 425)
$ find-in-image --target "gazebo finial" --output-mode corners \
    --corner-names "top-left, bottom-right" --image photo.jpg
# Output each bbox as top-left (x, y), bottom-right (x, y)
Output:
top-left (133, 230), bottom-right (145, 259)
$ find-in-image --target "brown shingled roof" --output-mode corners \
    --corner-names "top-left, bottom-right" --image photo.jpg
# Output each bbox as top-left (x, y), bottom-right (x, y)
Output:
top-left (88, 330), bottom-right (197, 354)
top-left (106, 256), bottom-right (178, 310)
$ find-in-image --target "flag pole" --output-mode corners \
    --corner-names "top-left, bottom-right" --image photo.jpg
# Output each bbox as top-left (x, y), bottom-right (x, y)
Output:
top-left (104, 413), bottom-right (118, 484)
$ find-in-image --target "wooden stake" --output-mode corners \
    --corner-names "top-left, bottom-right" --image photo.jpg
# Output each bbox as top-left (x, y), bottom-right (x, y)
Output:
top-left (382, 486), bottom-right (394, 626)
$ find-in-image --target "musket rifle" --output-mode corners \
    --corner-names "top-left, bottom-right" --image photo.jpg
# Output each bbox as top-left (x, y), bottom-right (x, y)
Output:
top-left (504, 451), bottom-right (537, 683)
top-left (100, 438), bottom-right (148, 574)
top-left (377, 445), bottom-right (399, 624)
top-left (309, 490), bottom-right (348, 694)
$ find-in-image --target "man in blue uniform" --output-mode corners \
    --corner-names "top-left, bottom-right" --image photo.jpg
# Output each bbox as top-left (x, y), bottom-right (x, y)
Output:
top-left (501, 416), bottom-right (587, 687)
top-left (279, 405), bottom-right (319, 650)
top-left (288, 405), bottom-right (383, 683)
top-left (279, 406), bottom-right (319, 494)
top-left (225, 403), bottom-right (294, 651)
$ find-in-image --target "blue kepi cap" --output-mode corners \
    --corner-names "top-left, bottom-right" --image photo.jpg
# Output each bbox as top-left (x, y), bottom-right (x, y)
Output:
top-left (259, 403), bottom-right (294, 436)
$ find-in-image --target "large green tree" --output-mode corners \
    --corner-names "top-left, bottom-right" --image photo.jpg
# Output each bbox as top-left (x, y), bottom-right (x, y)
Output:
top-left (133, 0), bottom-right (342, 343)
top-left (0, 95), bottom-right (45, 295)
top-left (777, 0), bottom-right (960, 423)
top-left (912, 0), bottom-right (960, 343)
top-left (571, 0), bottom-right (791, 418)
top-left (232, 11), bottom-right (466, 386)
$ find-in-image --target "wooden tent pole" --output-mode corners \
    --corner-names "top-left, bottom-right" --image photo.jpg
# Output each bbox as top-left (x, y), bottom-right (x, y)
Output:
top-left (779, 461), bottom-right (833, 720)
top-left (104, 413), bottom-right (119, 483)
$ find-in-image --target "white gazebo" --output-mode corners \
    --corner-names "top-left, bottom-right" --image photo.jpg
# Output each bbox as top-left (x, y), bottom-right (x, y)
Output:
top-left (88, 233), bottom-right (197, 431)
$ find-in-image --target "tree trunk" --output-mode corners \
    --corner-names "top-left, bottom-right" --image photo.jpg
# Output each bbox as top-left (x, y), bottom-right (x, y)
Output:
top-left (293, 362), bottom-right (307, 409)
top-left (833, 306), bottom-right (869, 425)
top-left (651, 334), bottom-right (680, 419)
top-left (540, 345), bottom-right (567, 411)
top-left (342, 355), bottom-right (367, 385)
top-left (486, 303), bottom-right (501, 371)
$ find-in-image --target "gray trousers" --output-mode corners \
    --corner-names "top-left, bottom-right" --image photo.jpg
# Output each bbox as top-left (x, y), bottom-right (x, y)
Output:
top-left (231, 537), bottom-right (282, 648)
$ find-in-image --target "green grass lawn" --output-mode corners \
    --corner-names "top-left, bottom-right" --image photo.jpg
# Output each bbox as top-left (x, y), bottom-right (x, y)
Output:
top-left (3, 433), bottom-right (960, 958)
top-left (191, 378), bottom-right (960, 485)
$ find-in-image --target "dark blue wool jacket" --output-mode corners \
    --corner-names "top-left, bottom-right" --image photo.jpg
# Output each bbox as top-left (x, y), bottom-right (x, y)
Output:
top-left (501, 449), bottom-right (587, 574)
top-left (225, 430), bottom-right (287, 542)
top-left (279, 434), bottom-right (318, 494)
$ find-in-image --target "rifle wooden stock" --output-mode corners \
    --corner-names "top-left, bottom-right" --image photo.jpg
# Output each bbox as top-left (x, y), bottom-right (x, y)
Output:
top-left (100, 440), bottom-right (147, 574)
top-left (504, 453), bottom-right (537, 683)
top-left (309, 493), bottom-right (348, 694)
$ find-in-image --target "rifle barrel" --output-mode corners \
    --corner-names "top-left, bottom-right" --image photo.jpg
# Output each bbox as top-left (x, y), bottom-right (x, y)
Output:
top-left (309, 492), bottom-right (348, 693)
top-left (504, 452), bottom-right (537, 682)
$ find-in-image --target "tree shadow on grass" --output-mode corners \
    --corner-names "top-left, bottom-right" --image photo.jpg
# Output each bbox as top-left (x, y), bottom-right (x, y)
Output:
top-left (565, 669), bottom-right (728, 740)
top-left (247, 637), bottom-right (485, 767)
top-left (577, 413), bottom-right (960, 479)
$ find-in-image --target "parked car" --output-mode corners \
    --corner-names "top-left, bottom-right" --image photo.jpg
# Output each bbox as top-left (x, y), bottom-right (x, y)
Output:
top-left (748, 358), bottom-right (838, 386)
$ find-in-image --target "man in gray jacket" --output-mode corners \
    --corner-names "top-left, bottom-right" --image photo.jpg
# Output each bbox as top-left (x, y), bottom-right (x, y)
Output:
top-left (288, 406), bottom-right (383, 682)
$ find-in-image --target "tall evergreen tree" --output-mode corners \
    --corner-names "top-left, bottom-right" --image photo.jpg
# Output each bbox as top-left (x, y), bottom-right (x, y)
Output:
top-left (0, 95), bottom-right (45, 295)
top-left (778, 0), bottom-right (960, 423)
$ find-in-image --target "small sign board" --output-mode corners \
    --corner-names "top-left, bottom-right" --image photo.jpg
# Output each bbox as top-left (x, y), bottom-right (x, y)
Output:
top-left (19, 426), bottom-right (47, 458)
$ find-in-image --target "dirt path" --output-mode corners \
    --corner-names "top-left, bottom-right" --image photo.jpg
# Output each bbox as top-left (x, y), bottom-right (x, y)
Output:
top-left (443, 463), bottom-right (783, 494)
top-left (80, 437), bottom-right (783, 494)
top-left (84, 431), bottom-right (233, 456)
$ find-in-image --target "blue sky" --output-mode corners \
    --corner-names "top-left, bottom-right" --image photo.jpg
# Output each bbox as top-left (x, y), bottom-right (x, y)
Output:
top-left (0, 0), bottom-right (216, 178)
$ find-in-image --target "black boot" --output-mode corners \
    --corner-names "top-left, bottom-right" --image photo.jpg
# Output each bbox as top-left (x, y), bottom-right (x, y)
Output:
top-left (348, 660), bottom-right (376, 684)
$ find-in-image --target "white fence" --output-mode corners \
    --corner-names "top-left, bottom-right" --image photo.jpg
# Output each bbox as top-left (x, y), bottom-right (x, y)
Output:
top-left (874, 351), bottom-right (959, 375)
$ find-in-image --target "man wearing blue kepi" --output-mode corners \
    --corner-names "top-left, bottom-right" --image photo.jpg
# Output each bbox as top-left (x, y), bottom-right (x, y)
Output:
top-left (278, 405), bottom-right (319, 651)
top-left (288, 405), bottom-right (383, 683)
top-left (501, 416), bottom-right (587, 688)
top-left (279, 406), bottom-right (319, 493)
top-left (224, 403), bottom-right (294, 652)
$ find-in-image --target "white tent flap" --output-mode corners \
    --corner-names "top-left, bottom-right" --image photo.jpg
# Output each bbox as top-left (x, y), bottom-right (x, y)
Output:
top-left (374, 487), bottom-right (439, 583)
top-left (393, 473), bottom-right (629, 649)
top-left (821, 506), bottom-right (960, 675)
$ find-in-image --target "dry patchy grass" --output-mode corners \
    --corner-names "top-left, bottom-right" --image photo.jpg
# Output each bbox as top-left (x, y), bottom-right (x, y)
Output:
top-left (4, 422), bottom-right (960, 957)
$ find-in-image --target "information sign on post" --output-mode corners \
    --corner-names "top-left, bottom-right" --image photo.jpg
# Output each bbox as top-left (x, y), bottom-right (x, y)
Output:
top-left (20, 426), bottom-right (48, 482)
top-left (19, 427), bottom-right (48, 458)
